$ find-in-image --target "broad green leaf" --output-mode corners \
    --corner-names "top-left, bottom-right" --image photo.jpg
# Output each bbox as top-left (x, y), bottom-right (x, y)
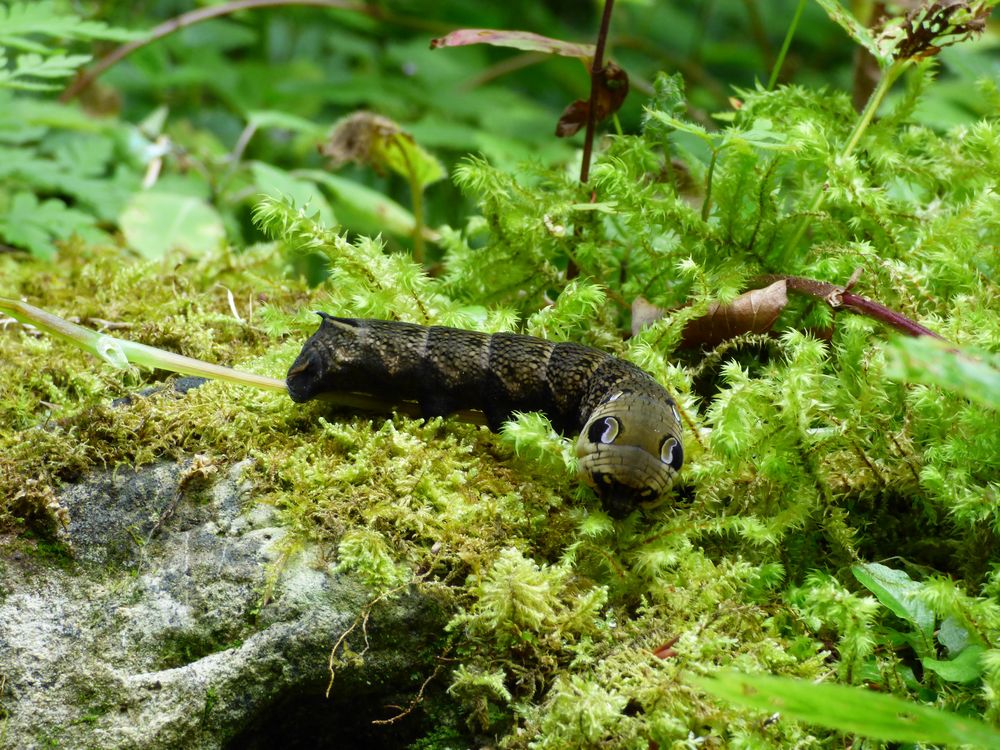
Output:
top-left (922, 645), bottom-right (986, 684)
top-left (694, 671), bottom-right (1000, 746)
top-left (430, 28), bottom-right (594, 59)
top-left (0, 191), bottom-right (96, 259)
top-left (119, 192), bottom-right (225, 259)
top-left (249, 162), bottom-right (335, 228)
top-left (938, 617), bottom-right (971, 656)
top-left (376, 131), bottom-right (445, 190)
top-left (852, 563), bottom-right (934, 646)
top-left (884, 335), bottom-right (1000, 410)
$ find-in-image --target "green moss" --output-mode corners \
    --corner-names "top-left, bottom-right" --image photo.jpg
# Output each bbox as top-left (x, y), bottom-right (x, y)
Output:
top-left (4, 69), bottom-right (1000, 746)
top-left (155, 630), bottom-right (243, 671)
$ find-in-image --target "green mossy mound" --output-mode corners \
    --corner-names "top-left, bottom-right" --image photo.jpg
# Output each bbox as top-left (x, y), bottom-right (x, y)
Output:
top-left (3, 73), bottom-right (1000, 745)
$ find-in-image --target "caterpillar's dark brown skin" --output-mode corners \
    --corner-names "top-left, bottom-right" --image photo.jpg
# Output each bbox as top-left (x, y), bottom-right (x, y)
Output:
top-left (287, 315), bottom-right (683, 515)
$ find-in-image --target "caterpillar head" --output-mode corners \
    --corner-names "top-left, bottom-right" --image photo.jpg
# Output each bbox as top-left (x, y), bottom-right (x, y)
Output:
top-left (286, 313), bottom-right (358, 403)
top-left (575, 389), bottom-right (683, 517)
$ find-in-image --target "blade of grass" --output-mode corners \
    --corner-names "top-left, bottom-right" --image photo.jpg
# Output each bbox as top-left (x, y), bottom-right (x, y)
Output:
top-left (0, 297), bottom-right (287, 391)
top-left (767, 0), bottom-right (807, 90)
top-left (694, 670), bottom-right (1000, 746)
top-left (0, 297), bottom-right (490, 422)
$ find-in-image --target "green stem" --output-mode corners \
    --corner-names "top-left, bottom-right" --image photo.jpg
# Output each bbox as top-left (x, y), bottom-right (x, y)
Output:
top-left (392, 139), bottom-right (426, 264)
top-left (612, 112), bottom-right (624, 137)
top-left (0, 297), bottom-right (491, 420)
top-left (841, 59), bottom-right (908, 158)
top-left (702, 147), bottom-right (720, 222)
top-left (784, 59), bottom-right (909, 257)
top-left (407, 166), bottom-right (426, 265)
top-left (0, 297), bottom-right (287, 392)
top-left (767, 0), bottom-right (806, 90)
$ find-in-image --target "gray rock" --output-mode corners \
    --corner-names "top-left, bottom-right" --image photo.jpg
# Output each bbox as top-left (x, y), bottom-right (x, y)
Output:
top-left (0, 459), bottom-right (446, 749)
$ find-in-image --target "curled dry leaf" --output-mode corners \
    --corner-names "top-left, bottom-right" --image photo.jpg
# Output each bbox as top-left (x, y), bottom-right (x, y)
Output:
top-left (319, 111), bottom-right (401, 169)
top-left (555, 60), bottom-right (630, 137)
top-left (631, 280), bottom-right (788, 348)
top-left (319, 111), bottom-right (444, 189)
top-left (429, 28), bottom-right (595, 59)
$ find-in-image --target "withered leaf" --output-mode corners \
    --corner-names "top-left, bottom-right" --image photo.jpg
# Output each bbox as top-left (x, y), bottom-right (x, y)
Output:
top-left (631, 280), bottom-right (788, 347)
top-left (555, 61), bottom-right (630, 138)
top-left (319, 111), bottom-right (444, 189)
top-left (430, 28), bottom-right (595, 59)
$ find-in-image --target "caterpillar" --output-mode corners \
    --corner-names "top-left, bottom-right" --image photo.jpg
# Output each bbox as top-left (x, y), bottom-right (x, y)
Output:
top-left (286, 315), bottom-right (683, 515)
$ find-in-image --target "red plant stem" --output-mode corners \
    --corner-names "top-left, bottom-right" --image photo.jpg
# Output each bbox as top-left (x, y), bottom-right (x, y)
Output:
top-left (61, 0), bottom-right (450, 102)
top-left (579, 0), bottom-right (616, 183)
top-left (758, 274), bottom-right (946, 340)
top-left (840, 290), bottom-right (943, 339)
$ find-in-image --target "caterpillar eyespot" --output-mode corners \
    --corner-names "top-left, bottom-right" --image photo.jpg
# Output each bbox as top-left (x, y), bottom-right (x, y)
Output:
top-left (287, 317), bottom-right (684, 516)
top-left (660, 436), bottom-right (682, 471)
top-left (588, 416), bottom-right (620, 444)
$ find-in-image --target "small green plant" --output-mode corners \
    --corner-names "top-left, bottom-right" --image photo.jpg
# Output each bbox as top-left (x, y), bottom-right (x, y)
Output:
top-left (0, 1), bottom-right (136, 257)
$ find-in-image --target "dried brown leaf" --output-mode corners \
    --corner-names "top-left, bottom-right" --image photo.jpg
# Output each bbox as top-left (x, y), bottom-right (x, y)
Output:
top-left (555, 61), bottom-right (629, 138)
top-left (631, 280), bottom-right (788, 347)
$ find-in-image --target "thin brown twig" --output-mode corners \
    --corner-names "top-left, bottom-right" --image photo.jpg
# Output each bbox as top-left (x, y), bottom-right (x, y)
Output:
top-left (579, 0), bottom-right (616, 184)
top-left (60, 0), bottom-right (451, 102)
top-left (755, 273), bottom-right (947, 341)
top-left (370, 662), bottom-right (446, 725)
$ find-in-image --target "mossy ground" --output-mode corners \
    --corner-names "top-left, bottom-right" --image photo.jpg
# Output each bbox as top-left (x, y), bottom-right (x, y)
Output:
top-left (2, 237), bottom-right (998, 748)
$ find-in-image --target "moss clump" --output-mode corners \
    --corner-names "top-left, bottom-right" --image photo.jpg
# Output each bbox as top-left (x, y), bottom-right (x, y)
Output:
top-left (5, 64), bottom-right (1000, 745)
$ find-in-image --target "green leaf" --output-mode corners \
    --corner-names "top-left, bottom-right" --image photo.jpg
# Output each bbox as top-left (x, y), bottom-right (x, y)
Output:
top-left (0, 1), bottom-right (134, 43)
top-left (694, 671), bottom-right (1000, 746)
top-left (246, 110), bottom-right (324, 138)
top-left (922, 645), bottom-right (986, 684)
top-left (643, 108), bottom-right (713, 146)
top-left (938, 617), bottom-right (971, 656)
top-left (0, 1), bottom-right (135, 90)
top-left (723, 118), bottom-right (794, 152)
top-left (376, 131), bottom-right (445, 190)
top-left (0, 191), bottom-right (96, 259)
top-left (322, 112), bottom-right (445, 190)
top-left (852, 563), bottom-right (934, 645)
top-left (884, 335), bottom-right (1000, 410)
top-left (0, 52), bottom-right (92, 91)
top-left (119, 192), bottom-right (225, 259)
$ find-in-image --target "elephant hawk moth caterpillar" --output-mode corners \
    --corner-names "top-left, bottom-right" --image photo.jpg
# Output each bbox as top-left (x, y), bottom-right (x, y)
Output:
top-left (287, 315), bottom-right (684, 515)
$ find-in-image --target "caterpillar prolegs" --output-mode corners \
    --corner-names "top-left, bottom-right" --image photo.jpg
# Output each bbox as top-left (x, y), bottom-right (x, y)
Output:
top-left (286, 315), bottom-right (684, 515)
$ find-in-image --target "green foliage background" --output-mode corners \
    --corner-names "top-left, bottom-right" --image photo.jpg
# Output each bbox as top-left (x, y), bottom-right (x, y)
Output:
top-left (1, 1), bottom-right (999, 748)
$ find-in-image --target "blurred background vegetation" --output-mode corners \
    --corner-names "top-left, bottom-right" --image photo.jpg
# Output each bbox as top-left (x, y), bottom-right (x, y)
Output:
top-left (2, 0), bottom-right (997, 264)
top-left (3, 3), bottom-right (1000, 747)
